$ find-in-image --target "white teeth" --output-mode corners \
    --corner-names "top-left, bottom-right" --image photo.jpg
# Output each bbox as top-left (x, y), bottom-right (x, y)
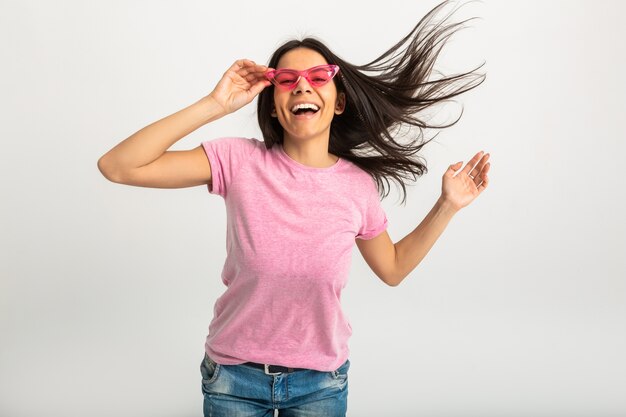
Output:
top-left (291, 103), bottom-right (320, 113)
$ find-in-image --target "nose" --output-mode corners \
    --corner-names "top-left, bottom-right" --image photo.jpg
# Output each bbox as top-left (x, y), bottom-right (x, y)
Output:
top-left (292, 76), bottom-right (312, 95)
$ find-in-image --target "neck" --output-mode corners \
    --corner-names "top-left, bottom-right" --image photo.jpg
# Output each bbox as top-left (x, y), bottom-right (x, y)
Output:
top-left (281, 136), bottom-right (338, 168)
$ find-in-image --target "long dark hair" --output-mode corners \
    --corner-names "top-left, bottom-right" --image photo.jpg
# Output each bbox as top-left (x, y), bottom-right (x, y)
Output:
top-left (257, 0), bottom-right (486, 204)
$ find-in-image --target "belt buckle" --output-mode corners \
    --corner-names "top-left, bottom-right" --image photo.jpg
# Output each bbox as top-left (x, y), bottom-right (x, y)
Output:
top-left (264, 364), bottom-right (283, 376)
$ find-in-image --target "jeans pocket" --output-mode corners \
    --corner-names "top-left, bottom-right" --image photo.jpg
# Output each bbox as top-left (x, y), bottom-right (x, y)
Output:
top-left (331, 359), bottom-right (350, 380)
top-left (200, 353), bottom-right (221, 385)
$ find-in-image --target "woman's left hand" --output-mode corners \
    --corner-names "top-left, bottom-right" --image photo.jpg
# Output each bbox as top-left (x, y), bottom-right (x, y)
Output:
top-left (441, 151), bottom-right (491, 212)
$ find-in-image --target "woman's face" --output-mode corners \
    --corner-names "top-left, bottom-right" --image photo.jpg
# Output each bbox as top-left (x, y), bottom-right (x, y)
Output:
top-left (271, 47), bottom-right (345, 144)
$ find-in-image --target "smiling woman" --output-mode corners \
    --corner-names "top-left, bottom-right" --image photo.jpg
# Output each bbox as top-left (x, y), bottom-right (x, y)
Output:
top-left (267, 48), bottom-right (347, 164)
top-left (96, 0), bottom-right (490, 416)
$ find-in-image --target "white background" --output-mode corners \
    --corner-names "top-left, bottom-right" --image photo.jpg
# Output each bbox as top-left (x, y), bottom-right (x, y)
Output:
top-left (1, 1), bottom-right (625, 416)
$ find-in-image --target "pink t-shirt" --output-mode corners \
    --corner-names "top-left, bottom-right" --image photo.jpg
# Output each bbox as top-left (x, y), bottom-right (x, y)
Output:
top-left (201, 137), bottom-right (388, 371)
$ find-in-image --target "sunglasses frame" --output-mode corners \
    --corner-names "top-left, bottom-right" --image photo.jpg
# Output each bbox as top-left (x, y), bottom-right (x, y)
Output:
top-left (265, 64), bottom-right (340, 90)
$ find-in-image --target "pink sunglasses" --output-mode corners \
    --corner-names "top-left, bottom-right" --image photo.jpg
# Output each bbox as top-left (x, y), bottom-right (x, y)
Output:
top-left (265, 64), bottom-right (340, 90)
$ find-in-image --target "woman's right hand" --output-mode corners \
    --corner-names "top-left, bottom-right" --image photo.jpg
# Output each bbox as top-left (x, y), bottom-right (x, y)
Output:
top-left (208, 59), bottom-right (272, 115)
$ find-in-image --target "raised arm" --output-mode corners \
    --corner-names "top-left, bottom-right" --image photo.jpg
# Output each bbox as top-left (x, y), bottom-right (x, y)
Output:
top-left (97, 59), bottom-right (271, 188)
top-left (356, 151), bottom-right (491, 286)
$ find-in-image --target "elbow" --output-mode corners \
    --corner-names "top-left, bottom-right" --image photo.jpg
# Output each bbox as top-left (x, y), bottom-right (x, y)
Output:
top-left (381, 273), bottom-right (404, 287)
top-left (387, 279), bottom-right (403, 287)
top-left (97, 155), bottom-right (123, 183)
top-left (384, 248), bottom-right (404, 286)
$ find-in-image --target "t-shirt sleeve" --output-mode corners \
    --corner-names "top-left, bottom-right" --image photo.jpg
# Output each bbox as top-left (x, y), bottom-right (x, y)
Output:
top-left (355, 176), bottom-right (389, 240)
top-left (201, 137), bottom-right (258, 198)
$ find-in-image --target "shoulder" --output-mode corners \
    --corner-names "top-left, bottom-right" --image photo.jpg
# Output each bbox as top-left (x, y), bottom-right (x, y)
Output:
top-left (201, 136), bottom-right (265, 160)
top-left (340, 160), bottom-right (378, 192)
top-left (202, 136), bottom-right (263, 150)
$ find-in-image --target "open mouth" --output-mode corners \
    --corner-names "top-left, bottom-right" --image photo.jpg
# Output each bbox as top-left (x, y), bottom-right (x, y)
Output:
top-left (291, 103), bottom-right (320, 116)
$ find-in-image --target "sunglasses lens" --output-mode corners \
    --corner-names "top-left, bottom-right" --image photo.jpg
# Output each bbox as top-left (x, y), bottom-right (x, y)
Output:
top-left (308, 67), bottom-right (335, 86)
top-left (273, 72), bottom-right (299, 88)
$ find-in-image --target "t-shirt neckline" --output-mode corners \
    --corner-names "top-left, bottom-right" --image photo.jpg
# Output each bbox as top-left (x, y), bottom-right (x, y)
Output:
top-left (276, 144), bottom-right (344, 172)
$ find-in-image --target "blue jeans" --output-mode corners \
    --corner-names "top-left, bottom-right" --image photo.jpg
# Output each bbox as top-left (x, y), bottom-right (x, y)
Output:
top-left (200, 353), bottom-right (349, 417)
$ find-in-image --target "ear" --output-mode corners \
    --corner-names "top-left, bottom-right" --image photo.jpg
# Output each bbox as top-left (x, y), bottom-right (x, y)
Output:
top-left (271, 106), bottom-right (277, 117)
top-left (334, 92), bottom-right (346, 115)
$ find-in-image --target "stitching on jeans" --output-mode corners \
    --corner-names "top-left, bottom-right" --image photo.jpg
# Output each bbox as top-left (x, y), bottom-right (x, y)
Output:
top-left (202, 355), bottom-right (221, 384)
top-left (271, 375), bottom-right (276, 405)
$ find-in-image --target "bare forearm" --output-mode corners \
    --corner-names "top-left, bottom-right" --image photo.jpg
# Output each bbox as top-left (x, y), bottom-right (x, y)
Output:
top-left (393, 197), bottom-right (458, 284)
top-left (98, 95), bottom-right (224, 174)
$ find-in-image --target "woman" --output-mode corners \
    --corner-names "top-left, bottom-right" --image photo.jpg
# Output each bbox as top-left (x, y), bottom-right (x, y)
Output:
top-left (97, 1), bottom-right (491, 415)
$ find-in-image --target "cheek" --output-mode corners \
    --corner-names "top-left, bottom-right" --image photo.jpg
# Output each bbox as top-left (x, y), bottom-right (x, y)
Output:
top-left (273, 92), bottom-right (289, 111)
top-left (324, 95), bottom-right (339, 114)
top-left (322, 89), bottom-right (338, 105)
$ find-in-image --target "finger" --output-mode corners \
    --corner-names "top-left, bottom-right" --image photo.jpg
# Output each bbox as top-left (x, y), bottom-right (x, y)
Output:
top-left (476, 160), bottom-right (491, 180)
top-left (244, 69), bottom-right (270, 82)
top-left (476, 163), bottom-right (490, 190)
top-left (238, 64), bottom-right (268, 74)
top-left (245, 73), bottom-right (259, 82)
top-left (238, 61), bottom-right (268, 74)
top-left (445, 161), bottom-right (463, 177)
top-left (477, 172), bottom-right (489, 193)
top-left (228, 59), bottom-right (248, 73)
top-left (228, 60), bottom-right (266, 75)
top-left (239, 68), bottom-right (270, 83)
top-left (482, 161), bottom-right (491, 175)
top-left (235, 59), bottom-right (257, 68)
top-left (461, 151), bottom-right (484, 176)
top-left (247, 79), bottom-right (270, 97)
top-left (467, 152), bottom-right (490, 182)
